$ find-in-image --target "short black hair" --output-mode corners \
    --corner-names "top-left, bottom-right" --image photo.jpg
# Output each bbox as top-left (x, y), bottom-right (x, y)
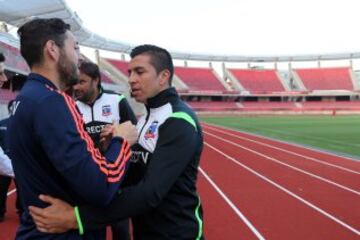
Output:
top-left (0, 52), bottom-right (5, 62)
top-left (130, 44), bottom-right (174, 86)
top-left (79, 61), bottom-right (101, 89)
top-left (17, 18), bottom-right (70, 68)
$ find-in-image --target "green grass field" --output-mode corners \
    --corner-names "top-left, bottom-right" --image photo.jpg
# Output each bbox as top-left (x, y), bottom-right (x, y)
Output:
top-left (200, 115), bottom-right (360, 159)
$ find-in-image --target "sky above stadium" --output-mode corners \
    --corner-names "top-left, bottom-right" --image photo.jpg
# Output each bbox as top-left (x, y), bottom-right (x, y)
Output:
top-left (67, 0), bottom-right (359, 56)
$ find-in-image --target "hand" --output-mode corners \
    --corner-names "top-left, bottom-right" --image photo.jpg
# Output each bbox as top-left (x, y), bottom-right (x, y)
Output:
top-left (100, 124), bottom-right (114, 151)
top-left (113, 121), bottom-right (138, 145)
top-left (29, 195), bottom-right (77, 234)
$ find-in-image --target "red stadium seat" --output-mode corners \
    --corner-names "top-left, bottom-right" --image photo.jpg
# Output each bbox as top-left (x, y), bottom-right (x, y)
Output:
top-left (295, 67), bottom-right (355, 91)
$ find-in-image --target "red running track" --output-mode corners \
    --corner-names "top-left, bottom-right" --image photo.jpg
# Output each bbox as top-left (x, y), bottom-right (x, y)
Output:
top-left (1, 123), bottom-right (359, 239)
top-left (200, 123), bottom-right (359, 239)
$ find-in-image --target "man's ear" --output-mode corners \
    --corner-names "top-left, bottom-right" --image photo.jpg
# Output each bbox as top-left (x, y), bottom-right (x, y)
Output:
top-left (94, 77), bottom-right (100, 86)
top-left (44, 40), bottom-right (59, 61)
top-left (159, 69), bottom-right (170, 87)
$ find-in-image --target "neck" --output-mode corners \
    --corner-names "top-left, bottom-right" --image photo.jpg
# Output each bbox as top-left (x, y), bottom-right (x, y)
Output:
top-left (86, 88), bottom-right (100, 105)
top-left (31, 65), bottom-right (66, 90)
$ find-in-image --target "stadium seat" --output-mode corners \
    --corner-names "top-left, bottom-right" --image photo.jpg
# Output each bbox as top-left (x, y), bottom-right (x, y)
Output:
top-left (294, 67), bottom-right (355, 91)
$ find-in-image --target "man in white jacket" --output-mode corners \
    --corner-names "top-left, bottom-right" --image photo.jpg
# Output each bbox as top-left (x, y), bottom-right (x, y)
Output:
top-left (0, 53), bottom-right (15, 222)
top-left (0, 52), bottom-right (13, 177)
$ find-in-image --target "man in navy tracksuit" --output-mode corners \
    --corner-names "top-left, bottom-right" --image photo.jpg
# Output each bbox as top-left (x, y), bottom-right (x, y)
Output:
top-left (7, 18), bottom-right (137, 239)
top-left (29, 45), bottom-right (205, 239)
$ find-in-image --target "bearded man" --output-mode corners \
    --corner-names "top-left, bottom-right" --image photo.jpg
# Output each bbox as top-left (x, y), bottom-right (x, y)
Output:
top-left (6, 18), bottom-right (137, 240)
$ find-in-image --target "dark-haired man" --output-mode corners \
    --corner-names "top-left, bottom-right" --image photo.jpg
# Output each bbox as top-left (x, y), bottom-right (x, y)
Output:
top-left (7, 18), bottom-right (137, 239)
top-left (75, 61), bottom-right (137, 151)
top-left (74, 61), bottom-right (137, 240)
top-left (30, 44), bottom-right (205, 240)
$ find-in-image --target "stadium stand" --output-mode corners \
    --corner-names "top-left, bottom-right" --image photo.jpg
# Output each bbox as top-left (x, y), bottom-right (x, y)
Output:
top-left (0, 35), bottom-right (29, 74)
top-left (294, 67), bottom-right (355, 91)
top-left (100, 72), bottom-right (114, 84)
top-left (300, 101), bottom-right (360, 110)
top-left (242, 101), bottom-right (298, 111)
top-left (175, 66), bottom-right (228, 92)
top-left (227, 68), bottom-right (288, 93)
top-left (104, 58), bottom-right (129, 77)
top-left (187, 101), bottom-right (239, 111)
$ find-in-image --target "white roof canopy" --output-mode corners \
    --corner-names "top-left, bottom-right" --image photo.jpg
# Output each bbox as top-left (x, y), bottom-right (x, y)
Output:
top-left (0, 0), bottom-right (359, 62)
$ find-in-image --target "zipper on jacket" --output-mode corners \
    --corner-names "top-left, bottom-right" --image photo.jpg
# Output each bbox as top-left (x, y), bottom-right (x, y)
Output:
top-left (91, 105), bottom-right (94, 122)
top-left (138, 108), bottom-right (151, 141)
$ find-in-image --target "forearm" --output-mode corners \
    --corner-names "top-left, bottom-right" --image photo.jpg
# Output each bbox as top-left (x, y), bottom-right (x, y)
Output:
top-left (78, 183), bottom-right (152, 230)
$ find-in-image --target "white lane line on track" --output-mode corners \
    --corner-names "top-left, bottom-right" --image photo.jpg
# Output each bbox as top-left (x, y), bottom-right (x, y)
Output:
top-left (204, 142), bottom-right (360, 236)
top-left (203, 124), bottom-right (360, 175)
top-left (7, 188), bottom-right (16, 196)
top-left (202, 122), bottom-right (360, 163)
top-left (205, 131), bottom-right (360, 196)
top-left (199, 167), bottom-right (266, 240)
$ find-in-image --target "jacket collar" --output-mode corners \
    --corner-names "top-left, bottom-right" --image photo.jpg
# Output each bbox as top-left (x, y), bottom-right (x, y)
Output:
top-left (146, 87), bottom-right (178, 109)
top-left (28, 73), bottom-right (58, 90)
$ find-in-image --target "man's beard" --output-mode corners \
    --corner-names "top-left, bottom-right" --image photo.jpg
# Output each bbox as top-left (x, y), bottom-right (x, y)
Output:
top-left (75, 85), bottom-right (96, 104)
top-left (58, 51), bottom-right (78, 90)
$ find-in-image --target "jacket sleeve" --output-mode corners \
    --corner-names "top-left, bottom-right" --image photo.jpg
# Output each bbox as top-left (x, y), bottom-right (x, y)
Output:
top-left (33, 93), bottom-right (131, 206)
top-left (118, 96), bottom-right (137, 125)
top-left (0, 146), bottom-right (14, 177)
top-left (79, 116), bottom-right (199, 229)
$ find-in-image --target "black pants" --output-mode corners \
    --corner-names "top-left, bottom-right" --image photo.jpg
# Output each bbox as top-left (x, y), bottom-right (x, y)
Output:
top-left (111, 219), bottom-right (130, 240)
top-left (0, 176), bottom-right (22, 216)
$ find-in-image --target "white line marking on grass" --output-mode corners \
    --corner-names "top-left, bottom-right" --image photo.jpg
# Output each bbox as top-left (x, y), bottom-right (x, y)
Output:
top-left (202, 122), bottom-right (360, 162)
top-left (7, 188), bottom-right (16, 196)
top-left (204, 131), bottom-right (360, 196)
top-left (204, 142), bottom-right (360, 236)
top-left (199, 167), bottom-right (266, 240)
top-left (204, 124), bottom-right (360, 175)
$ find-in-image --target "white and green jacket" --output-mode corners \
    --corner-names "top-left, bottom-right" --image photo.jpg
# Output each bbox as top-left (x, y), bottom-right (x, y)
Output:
top-left (79, 87), bottom-right (205, 240)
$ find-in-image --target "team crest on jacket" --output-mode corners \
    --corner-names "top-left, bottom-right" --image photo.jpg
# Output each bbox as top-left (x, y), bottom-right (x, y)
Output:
top-left (102, 105), bottom-right (112, 116)
top-left (144, 120), bottom-right (159, 140)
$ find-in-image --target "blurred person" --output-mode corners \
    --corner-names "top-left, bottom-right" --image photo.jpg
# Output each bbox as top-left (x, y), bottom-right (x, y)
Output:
top-left (6, 18), bottom-right (137, 239)
top-left (0, 52), bottom-right (7, 87)
top-left (74, 61), bottom-right (137, 240)
top-left (0, 52), bottom-right (13, 179)
top-left (29, 44), bottom-right (205, 240)
top-left (0, 53), bottom-right (12, 179)
top-left (0, 100), bottom-right (23, 222)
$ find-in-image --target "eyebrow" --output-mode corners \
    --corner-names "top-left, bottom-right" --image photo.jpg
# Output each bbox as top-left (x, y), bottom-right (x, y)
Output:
top-left (128, 66), bottom-right (145, 74)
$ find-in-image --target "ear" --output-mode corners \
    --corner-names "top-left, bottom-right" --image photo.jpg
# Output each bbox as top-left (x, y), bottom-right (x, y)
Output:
top-left (44, 40), bottom-right (59, 61)
top-left (94, 77), bottom-right (100, 86)
top-left (159, 70), bottom-right (170, 87)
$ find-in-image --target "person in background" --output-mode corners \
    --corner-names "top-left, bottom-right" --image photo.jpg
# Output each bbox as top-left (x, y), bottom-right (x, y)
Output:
top-left (0, 100), bottom-right (23, 222)
top-left (0, 52), bottom-right (7, 88)
top-left (74, 61), bottom-right (137, 240)
top-left (0, 53), bottom-right (18, 222)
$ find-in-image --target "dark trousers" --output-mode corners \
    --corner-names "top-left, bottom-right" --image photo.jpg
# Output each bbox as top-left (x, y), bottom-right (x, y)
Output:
top-left (0, 175), bottom-right (11, 216)
top-left (111, 219), bottom-right (130, 240)
top-left (0, 176), bottom-right (22, 216)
